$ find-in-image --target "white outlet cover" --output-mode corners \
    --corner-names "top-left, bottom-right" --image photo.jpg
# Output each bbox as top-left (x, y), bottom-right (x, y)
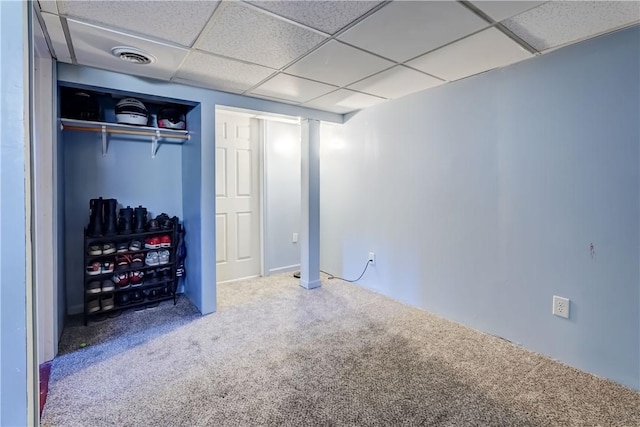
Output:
top-left (553, 295), bottom-right (570, 319)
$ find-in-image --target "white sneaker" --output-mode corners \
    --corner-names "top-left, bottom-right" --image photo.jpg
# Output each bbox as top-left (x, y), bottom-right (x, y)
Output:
top-left (145, 251), bottom-right (159, 266)
top-left (158, 249), bottom-right (170, 265)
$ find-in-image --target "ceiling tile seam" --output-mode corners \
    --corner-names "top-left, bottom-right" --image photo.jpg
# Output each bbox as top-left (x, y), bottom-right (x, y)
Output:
top-left (398, 64), bottom-right (447, 82)
top-left (59, 15), bottom-right (191, 50)
top-left (241, 70), bottom-right (286, 96)
top-left (329, 0), bottom-right (394, 38)
top-left (170, 50), bottom-right (198, 84)
top-left (59, 16), bottom-right (77, 64)
top-left (261, 71), bottom-right (341, 91)
top-left (189, 49), bottom-right (280, 71)
top-left (458, 0), bottom-right (539, 55)
top-left (34, 7), bottom-right (57, 60)
top-left (186, 0), bottom-right (223, 49)
top-left (398, 23), bottom-right (515, 68)
top-left (38, 0), bottom-right (58, 14)
top-left (537, 21), bottom-right (640, 54)
top-left (238, 1), bottom-right (332, 38)
top-left (298, 83), bottom-right (387, 109)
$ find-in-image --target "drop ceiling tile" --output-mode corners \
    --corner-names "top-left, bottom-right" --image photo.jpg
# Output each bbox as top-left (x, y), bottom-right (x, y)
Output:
top-left (58, 1), bottom-right (219, 47)
top-left (348, 66), bottom-right (444, 99)
top-left (41, 12), bottom-right (72, 63)
top-left (338, 1), bottom-right (489, 62)
top-left (407, 28), bottom-right (533, 82)
top-left (67, 20), bottom-right (189, 81)
top-left (503, 1), bottom-right (640, 51)
top-left (303, 89), bottom-right (385, 114)
top-left (250, 73), bottom-right (337, 103)
top-left (246, 0), bottom-right (383, 34)
top-left (175, 51), bottom-right (275, 94)
top-left (470, 1), bottom-right (547, 22)
top-left (196, 2), bottom-right (326, 69)
top-left (285, 40), bottom-right (394, 87)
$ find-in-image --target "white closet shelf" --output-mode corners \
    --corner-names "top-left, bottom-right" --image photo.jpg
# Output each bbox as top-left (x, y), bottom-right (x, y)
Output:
top-left (60, 118), bottom-right (189, 158)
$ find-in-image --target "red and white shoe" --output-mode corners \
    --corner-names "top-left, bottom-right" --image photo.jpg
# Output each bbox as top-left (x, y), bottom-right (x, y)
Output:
top-left (102, 260), bottom-right (115, 274)
top-left (112, 272), bottom-right (129, 289)
top-left (130, 271), bottom-right (145, 287)
top-left (145, 236), bottom-right (161, 249)
top-left (86, 261), bottom-right (102, 276)
top-left (159, 235), bottom-right (171, 248)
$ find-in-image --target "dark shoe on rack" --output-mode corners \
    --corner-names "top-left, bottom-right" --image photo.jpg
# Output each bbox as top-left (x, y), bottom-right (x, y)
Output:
top-left (103, 199), bottom-right (118, 236)
top-left (131, 290), bottom-right (144, 303)
top-left (88, 197), bottom-right (105, 237)
top-left (133, 206), bottom-right (147, 233)
top-left (119, 206), bottom-right (134, 235)
top-left (147, 219), bottom-right (160, 232)
top-left (116, 292), bottom-right (130, 306)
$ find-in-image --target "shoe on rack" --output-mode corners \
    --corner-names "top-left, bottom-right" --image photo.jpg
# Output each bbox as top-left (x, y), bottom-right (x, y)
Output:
top-left (116, 242), bottom-right (129, 253)
top-left (159, 235), bottom-right (171, 248)
top-left (146, 288), bottom-right (161, 300)
top-left (88, 244), bottom-right (102, 256)
top-left (130, 253), bottom-right (144, 269)
top-left (86, 261), bottom-right (102, 276)
top-left (158, 249), bottom-right (170, 265)
top-left (145, 236), bottom-right (161, 249)
top-left (112, 272), bottom-right (129, 289)
top-left (129, 240), bottom-right (143, 251)
top-left (116, 292), bottom-right (130, 307)
top-left (147, 219), bottom-right (160, 232)
top-left (115, 255), bottom-right (130, 271)
top-left (118, 206), bottom-right (133, 235)
top-left (103, 199), bottom-right (118, 236)
top-left (101, 279), bottom-right (115, 292)
top-left (87, 297), bottom-right (100, 313)
top-left (86, 280), bottom-right (101, 294)
top-left (145, 251), bottom-right (159, 266)
top-left (157, 266), bottom-right (171, 281)
top-left (131, 290), bottom-right (144, 303)
top-left (102, 242), bottom-right (116, 255)
top-left (101, 295), bottom-right (115, 311)
top-left (87, 197), bottom-right (105, 237)
top-left (130, 271), bottom-right (144, 287)
top-left (133, 206), bottom-right (147, 233)
top-left (102, 260), bottom-right (115, 274)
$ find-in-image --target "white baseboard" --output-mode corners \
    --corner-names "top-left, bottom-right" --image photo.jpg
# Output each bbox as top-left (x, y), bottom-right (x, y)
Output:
top-left (267, 264), bottom-right (300, 275)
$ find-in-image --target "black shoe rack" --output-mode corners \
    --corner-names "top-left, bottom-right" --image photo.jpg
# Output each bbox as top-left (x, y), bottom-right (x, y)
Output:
top-left (83, 222), bottom-right (182, 325)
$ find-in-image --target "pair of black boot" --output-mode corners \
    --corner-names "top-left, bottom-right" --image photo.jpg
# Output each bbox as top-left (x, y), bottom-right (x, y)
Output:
top-left (88, 197), bottom-right (118, 237)
top-left (118, 205), bottom-right (147, 234)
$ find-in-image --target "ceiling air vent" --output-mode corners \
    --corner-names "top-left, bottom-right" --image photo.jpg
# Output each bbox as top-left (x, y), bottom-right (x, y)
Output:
top-left (111, 47), bottom-right (156, 65)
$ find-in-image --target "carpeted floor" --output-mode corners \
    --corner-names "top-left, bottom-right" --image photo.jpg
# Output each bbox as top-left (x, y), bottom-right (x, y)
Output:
top-left (42, 273), bottom-right (640, 426)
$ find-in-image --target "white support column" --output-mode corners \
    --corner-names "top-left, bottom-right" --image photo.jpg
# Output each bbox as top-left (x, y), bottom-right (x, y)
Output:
top-left (299, 118), bottom-right (321, 289)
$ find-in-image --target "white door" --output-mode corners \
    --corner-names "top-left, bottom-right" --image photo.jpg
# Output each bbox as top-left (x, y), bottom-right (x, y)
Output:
top-left (215, 112), bottom-right (261, 283)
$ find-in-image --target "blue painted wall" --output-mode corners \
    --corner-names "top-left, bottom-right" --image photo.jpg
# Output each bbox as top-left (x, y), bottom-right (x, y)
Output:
top-left (182, 105), bottom-right (203, 306)
top-left (320, 27), bottom-right (640, 390)
top-left (0, 1), bottom-right (28, 424)
top-left (265, 121), bottom-right (301, 273)
top-left (63, 129), bottom-right (184, 314)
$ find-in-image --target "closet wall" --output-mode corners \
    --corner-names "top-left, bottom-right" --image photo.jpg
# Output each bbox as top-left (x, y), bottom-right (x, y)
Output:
top-left (63, 124), bottom-right (184, 314)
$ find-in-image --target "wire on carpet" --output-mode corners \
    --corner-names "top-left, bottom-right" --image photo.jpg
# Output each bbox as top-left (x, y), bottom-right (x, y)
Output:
top-left (321, 259), bottom-right (372, 283)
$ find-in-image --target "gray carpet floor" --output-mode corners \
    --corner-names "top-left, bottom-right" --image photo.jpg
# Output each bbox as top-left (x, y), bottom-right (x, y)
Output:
top-left (42, 273), bottom-right (640, 426)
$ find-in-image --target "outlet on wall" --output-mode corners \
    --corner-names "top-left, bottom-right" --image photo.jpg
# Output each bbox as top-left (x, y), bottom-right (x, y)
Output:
top-left (553, 295), bottom-right (570, 319)
top-left (368, 252), bottom-right (375, 265)
top-left (292, 233), bottom-right (298, 243)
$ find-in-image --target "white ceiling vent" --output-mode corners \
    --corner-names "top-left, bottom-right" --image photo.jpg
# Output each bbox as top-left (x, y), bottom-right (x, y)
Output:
top-left (111, 47), bottom-right (156, 65)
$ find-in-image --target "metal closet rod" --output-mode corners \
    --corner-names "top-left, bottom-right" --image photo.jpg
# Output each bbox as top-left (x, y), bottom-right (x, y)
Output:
top-left (62, 125), bottom-right (190, 140)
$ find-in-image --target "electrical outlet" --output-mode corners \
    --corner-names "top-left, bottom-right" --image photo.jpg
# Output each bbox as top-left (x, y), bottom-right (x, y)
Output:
top-left (292, 233), bottom-right (298, 243)
top-left (553, 295), bottom-right (570, 319)
top-left (368, 252), bottom-right (375, 265)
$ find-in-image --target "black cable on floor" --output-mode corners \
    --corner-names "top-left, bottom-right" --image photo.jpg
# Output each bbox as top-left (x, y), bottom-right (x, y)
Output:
top-left (321, 259), bottom-right (372, 283)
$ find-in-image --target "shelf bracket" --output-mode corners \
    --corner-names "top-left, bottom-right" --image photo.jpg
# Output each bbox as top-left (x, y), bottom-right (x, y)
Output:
top-left (151, 130), bottom-right (160, 158)
top-left (101, 125), bottom-right (108, 156)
